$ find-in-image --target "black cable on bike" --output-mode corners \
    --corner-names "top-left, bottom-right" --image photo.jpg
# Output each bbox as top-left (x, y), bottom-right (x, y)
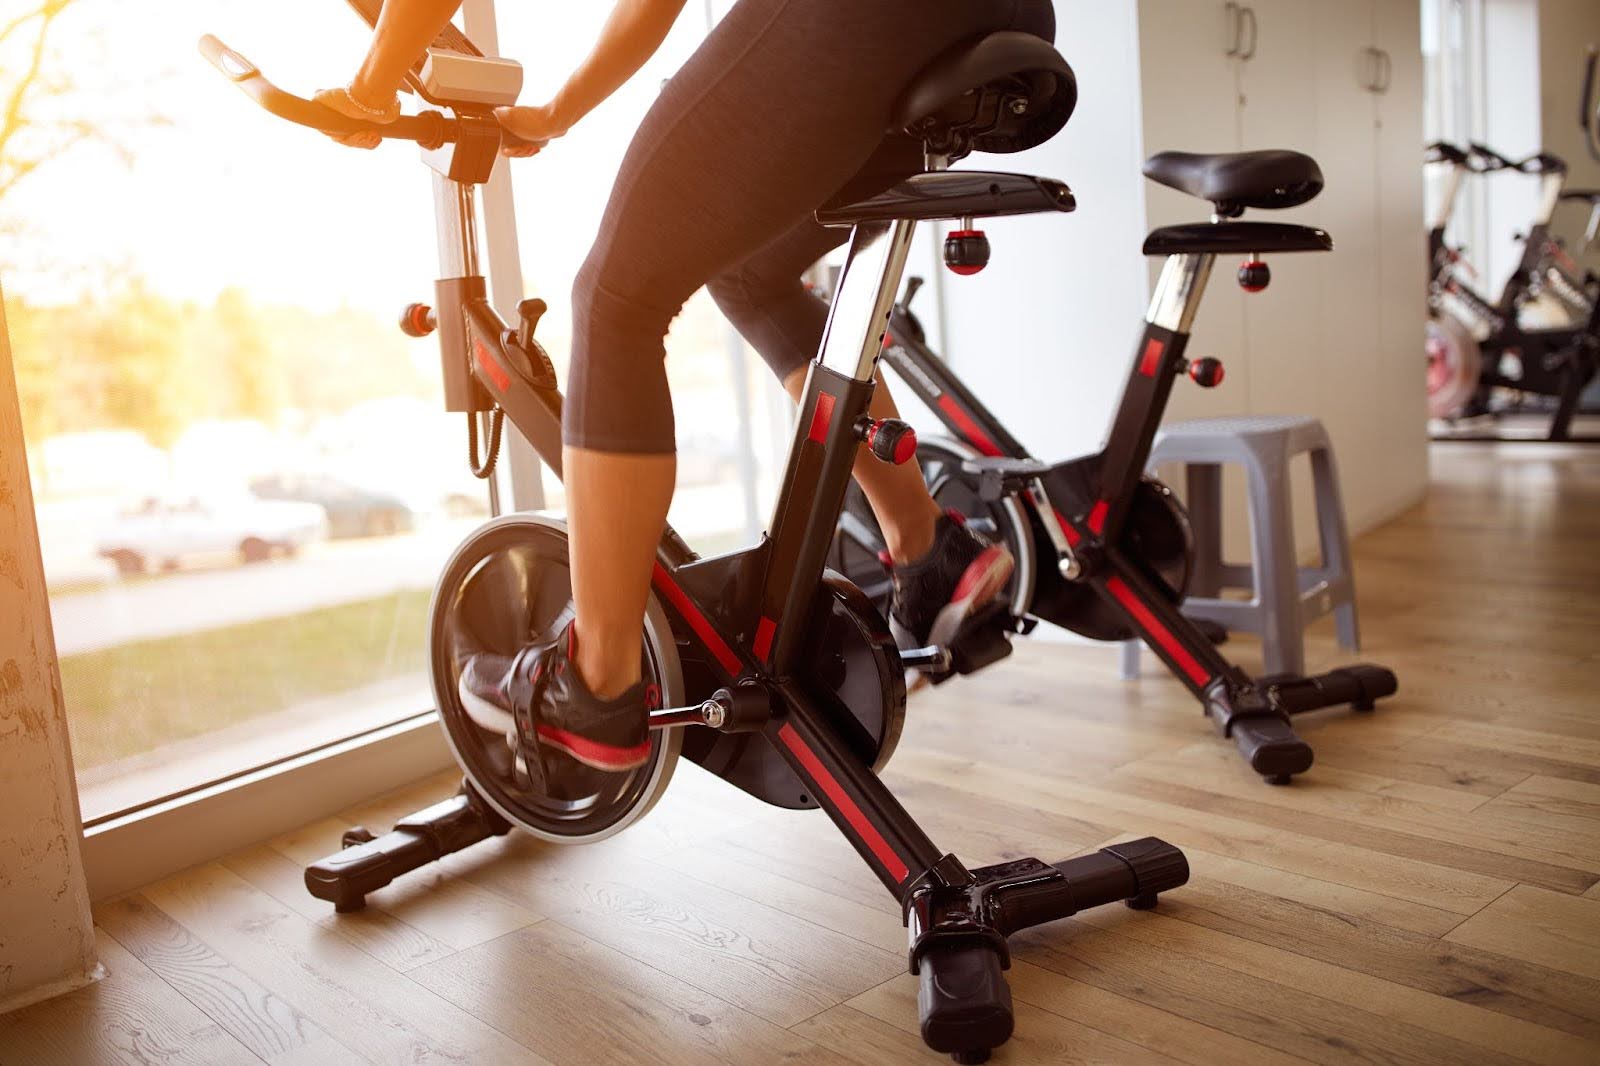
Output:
top-left (1583, 46), bottom-right (1600, 163)
top-left (467, 408), bottom-right (504, 479)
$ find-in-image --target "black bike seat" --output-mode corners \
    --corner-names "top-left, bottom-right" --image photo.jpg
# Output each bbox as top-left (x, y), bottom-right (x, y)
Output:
top-left (892, 31), bottom-right (1076, 155)
top-left (1425, 141), bottom-right (1468, 166)
top-left (1142, 150), bottom-right (1323, 212)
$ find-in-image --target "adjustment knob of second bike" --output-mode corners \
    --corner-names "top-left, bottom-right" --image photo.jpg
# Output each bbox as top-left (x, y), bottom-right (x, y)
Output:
top-left (855, 417), bottom-right (918, 464)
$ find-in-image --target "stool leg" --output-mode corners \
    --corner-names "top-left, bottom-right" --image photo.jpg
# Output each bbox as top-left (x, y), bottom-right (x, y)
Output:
top-left (1186, 463), bottom-right (1224, 598)
top-left (1248, 458), bottom-right (1305, 678)
top-left (1118, 640), bottom-right (1141, 680)
top-left (1310, 445), bottom-right (1360, 652)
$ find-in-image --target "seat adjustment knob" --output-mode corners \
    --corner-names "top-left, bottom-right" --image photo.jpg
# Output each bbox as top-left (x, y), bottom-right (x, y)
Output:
top-left (1238, 259), bottom-right (1270, 292)
top-left (945, 228), bottom-right (990, 275)
top-left (1186, 357), bottom-right (1225, 387)
top-left (856, 417), bottom-right (918, 464)
top-left (400, 302), bottom-right (436, 337)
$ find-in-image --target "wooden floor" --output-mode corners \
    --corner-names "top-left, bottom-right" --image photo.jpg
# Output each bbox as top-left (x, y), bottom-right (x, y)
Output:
top-left (5, 443), bottom-right (1600, 1065)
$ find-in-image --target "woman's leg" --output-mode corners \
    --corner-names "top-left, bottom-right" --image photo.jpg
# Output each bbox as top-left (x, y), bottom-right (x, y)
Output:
top-left (708, 209), bottom-right (940, 562)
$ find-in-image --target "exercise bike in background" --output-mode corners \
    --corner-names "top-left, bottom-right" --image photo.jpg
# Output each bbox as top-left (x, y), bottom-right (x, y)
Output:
top-left (200, 10), bottom-right (1192, 1061)
top-left (1424, 138), bottom-right (1600, 442)
top-left (831, 153), bottom-right (1398, 785)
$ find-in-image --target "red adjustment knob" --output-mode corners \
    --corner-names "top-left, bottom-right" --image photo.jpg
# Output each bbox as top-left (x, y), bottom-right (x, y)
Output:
top-left (944, 229), bottom-right (990, 275)
top-left (400, 302), bottom-right (436, 337)
top-left (859, 418), bottom-right (918, 464)
top-left (1237, 260), bottom-right (1270, 292)
top-left (1187, 357), bottom-right (1225, 387)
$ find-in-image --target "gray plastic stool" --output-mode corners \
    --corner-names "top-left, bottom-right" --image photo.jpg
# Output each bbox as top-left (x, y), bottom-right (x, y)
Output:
top-left (1122, 414), bottom-right (1360, 679)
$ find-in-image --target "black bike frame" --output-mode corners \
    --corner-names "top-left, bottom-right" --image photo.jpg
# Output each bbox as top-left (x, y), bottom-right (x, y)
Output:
top-left (439, 170), bottom-right (949, 890)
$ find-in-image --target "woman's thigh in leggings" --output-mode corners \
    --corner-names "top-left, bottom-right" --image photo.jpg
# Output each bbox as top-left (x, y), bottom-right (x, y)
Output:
top-left (565, 0), bottom-right (1055, 454)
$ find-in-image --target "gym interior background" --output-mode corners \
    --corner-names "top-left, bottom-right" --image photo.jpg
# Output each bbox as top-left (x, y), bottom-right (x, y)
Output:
top-left (2, 0), bottom-right (1599, 1061)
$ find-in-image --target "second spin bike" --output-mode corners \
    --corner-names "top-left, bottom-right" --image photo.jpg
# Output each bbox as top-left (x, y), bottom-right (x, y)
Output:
top-left (200, 10), bottom-right (1188, 1063)
top-left (832, 154), bottom-right (1400, 785)
top-left (1425, 140), bottom-right (1600, 441)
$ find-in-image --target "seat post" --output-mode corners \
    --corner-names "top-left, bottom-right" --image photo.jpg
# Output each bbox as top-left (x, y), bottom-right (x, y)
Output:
top-left (1148, 252), bottom-right (1216, 334)
top-left (817, 219), bottom-right (919, 383)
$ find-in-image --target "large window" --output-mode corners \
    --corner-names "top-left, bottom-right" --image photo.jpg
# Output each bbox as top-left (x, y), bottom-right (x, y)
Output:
top-left (3, 0), bottom-right (494, 820)
top-left (4, 0), bottom-right (810, 822)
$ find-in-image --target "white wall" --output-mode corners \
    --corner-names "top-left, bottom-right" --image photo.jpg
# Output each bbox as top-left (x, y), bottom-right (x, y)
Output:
top-left (0, 284), bottom-right (100, 1013)
top-left (935, 1), bottom-right (1152, 462)
top-left (933, 1), bottom-right (1428, 553)
top-left (1539, 0), bottom-right (1600, 271)
top-left (1481, 0), bottom-right (1545, 292)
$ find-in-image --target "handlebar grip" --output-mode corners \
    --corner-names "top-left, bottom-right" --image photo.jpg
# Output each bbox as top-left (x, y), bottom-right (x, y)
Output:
top-left (197, 34), bottom-right (448, 145)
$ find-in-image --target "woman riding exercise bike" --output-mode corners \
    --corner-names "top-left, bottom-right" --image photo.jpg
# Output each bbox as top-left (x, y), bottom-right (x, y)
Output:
top-left (317, 0), bottom-right (1052, 794)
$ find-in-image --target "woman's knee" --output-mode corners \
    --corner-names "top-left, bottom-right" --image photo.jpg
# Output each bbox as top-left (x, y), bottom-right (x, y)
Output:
top-left (564, 257), bottom-right (680, 454)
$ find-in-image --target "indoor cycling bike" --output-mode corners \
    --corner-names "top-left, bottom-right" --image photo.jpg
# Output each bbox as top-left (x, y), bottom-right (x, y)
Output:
top-left (1425, 140), bottom-right (1600, 442)
top-left (200, 11), bottom-right (1188, 1062)
top-left (832, 154), bottom-right (1399, 786)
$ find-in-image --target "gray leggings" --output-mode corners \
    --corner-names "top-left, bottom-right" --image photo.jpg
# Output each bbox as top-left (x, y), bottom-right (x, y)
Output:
top-left (565, 0), bottom-right (1056, 453)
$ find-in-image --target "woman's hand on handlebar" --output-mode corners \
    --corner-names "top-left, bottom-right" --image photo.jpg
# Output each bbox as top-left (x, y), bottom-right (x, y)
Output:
top-left (495, 104), bottom-right (565, 157)
top-left (312, 87), bottom-right (400, 149)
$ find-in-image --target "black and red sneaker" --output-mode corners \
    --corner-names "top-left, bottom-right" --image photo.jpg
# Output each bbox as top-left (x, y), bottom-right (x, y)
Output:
top-left (887, 511), bottom-right (1014, 653)
top-left (457, 624), bottom-right (651, 797)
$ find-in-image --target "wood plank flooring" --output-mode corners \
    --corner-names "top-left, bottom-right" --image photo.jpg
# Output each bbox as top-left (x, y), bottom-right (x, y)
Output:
top-left (4, 442), bottom-right (1599, 1065)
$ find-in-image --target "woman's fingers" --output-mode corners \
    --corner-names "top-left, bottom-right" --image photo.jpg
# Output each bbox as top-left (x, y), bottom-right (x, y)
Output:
top-left (312, 88), bottom-right (398, 151)
top-left (494, 104), bottom-right (564, 156)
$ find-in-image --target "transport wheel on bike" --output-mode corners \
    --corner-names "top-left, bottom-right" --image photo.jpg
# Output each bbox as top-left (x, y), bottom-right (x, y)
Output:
top-left (1426, 312), bottom-right (1482, 420)
top-left (428, 513), bottom-right (684, 843)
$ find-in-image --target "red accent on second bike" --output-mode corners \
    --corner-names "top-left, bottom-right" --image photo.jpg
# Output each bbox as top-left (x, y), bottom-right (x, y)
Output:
top-left (1104, 576), bottom-right (1211, 687)
top-left (935, 395), bottom-right (1003, 457)
top-left (808, 392), bottom-right (836, 443)
top-left (650, 563), bottom-right (743, 677)
top-left (1138, 337), bottom-right (1167, 377)
top-left (473, 339), bottom-right (511, 391)
top-left (776, 724), bottom-right (909, 884)
top-left (752, 616), bottom-right (777, 664)
top-left (1052, 508), bottom-right (1082, 547)
top-left (1087, 500), bottom-right (1110, 535)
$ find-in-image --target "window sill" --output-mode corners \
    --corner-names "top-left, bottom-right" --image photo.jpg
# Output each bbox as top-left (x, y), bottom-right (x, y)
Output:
top-left (81, 714), bottom-right (454, 901)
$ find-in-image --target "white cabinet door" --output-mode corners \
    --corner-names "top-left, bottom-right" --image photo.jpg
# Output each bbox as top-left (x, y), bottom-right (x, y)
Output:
top-left (1374, 0), bottom-right (1429, 517)
top-left (1236, 0), bottom-right (1325, 428)
top-left (1138, 0), bottom-right (1250, 425)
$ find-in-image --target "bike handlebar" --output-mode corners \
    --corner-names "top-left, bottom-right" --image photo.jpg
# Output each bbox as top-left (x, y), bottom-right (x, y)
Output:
top-left (197, 34), bottom-right (539, 153)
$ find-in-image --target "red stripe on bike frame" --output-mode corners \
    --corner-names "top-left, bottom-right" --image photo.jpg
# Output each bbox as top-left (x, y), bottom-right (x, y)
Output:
top-left (752, 616), bottom-right (776, 664)
top-left (473, 339), bottom-right (511, 391)
top-left (1087, 500), bottom-right (1110, 535)
top-left (1138, 337), bottom-right (1166, 377)
top-left (808, 392), bottom-right (836, 443)
top-left (776, 724), bottom-right (909, 884)
top-left (1051, 508), bottom-right (1082, 547)
top-left (1105, 575), bottom-right (1211, 687)
top-left (936, 395), bottom-right (1003, 457)
top-left (651, 563), bottom-right (743, 677)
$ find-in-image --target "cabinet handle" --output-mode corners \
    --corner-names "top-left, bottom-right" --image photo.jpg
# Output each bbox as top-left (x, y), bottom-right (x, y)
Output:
top-left (1240, 6), bottom-right (1259, 61)
top-left (1378, 49), bottom-right (1393, 94)
top-left (1224, 2), bottom-right (1242, 57)
top-left (1362, 45), bottom-right (1382, 92)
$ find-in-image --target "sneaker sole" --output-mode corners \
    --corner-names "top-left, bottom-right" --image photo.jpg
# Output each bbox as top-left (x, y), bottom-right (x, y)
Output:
top-left (926, 544), bottom-right (1015, 650)
top-left (456, 678), bottom-right (650, 773)
top-left (900, 545), bottom-right (1016, 694)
